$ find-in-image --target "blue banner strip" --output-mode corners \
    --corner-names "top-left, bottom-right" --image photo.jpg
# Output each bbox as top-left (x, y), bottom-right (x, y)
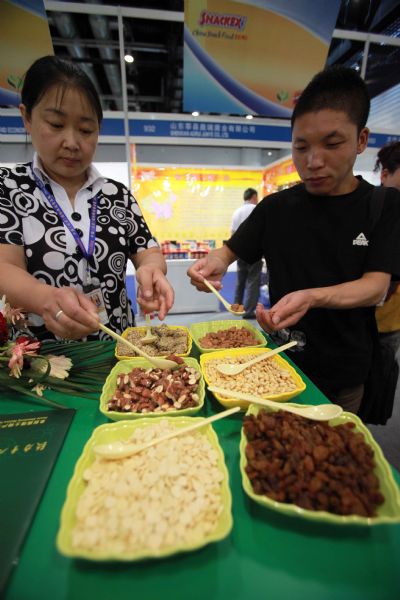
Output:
top-left (1, 114), bottom-right (398, 148)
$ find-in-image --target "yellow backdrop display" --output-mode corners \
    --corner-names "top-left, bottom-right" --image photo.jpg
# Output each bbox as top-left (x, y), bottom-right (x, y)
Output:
top-left (132, 165), bottom-right (263, 248)
top-left (263, 158), bottom-right (300, 194)
top-left (0, 0), bottom-right (53, 105)
top-left (184, 0), bottom-right (340, 116)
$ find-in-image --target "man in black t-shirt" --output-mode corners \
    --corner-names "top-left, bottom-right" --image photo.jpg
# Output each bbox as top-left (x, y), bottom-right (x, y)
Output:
top-left (187, 66), bottom-right (400, 413)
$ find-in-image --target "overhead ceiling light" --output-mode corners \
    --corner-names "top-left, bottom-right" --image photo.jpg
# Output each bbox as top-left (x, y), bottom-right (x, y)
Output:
top-left (245, 114), bottom-right (253, 120)
top-left (267, 151), bottom-right (272, 156)
top-left (124, 54), bottom-right (134, 63)
top-left (192, 111), bottom-right (199, 116)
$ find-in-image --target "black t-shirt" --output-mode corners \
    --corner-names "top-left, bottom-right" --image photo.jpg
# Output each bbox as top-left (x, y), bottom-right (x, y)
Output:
top-left (226, 178), bottom-right (400, 388)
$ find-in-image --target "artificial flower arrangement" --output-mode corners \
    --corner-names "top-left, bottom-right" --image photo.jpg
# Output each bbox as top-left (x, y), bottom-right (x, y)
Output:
top-left (0, 296), bottom-right (115, 408)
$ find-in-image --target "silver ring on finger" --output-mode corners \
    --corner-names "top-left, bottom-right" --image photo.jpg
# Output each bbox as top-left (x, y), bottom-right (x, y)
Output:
top-left (55, 309), bottom-right (64, 321)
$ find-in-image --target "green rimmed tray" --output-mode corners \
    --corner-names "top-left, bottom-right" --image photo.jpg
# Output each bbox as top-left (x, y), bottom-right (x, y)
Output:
top-left (189, 319), bottom-right (267, 354)
top-left (57, 416), bottom-right (233, 560)
top-left (100, 357), bottom-right (205, 420)
top-left (240, 403), bottom-right (400, 526)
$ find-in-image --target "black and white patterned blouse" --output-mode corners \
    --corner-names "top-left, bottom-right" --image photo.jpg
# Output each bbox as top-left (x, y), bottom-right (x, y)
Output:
top-left (0, 160), bottom-right (158, 340)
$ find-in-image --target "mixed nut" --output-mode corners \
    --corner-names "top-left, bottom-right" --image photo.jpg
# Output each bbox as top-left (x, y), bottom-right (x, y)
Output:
top-left (231, 303), bottom-right (244, 312)
top-left (117, 324), bottom-right (188, 357)
top-left (107, 364), bottom-right (201, 413)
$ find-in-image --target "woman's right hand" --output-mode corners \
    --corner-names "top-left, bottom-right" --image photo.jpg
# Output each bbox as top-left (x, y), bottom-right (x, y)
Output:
top-left (41, 286), bottom-right (100, 339)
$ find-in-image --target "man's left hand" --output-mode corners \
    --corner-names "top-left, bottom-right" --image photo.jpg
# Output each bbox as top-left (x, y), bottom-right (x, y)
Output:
top-left (256, 290), bottom-right (314, 331)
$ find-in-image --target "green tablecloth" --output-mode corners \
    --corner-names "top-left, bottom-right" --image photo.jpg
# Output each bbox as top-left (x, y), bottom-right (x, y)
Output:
top-left (2, 342), bottom-right (400, 600)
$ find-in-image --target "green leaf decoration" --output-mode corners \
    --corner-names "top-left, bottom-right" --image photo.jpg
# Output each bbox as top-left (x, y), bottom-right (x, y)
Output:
top-left (276, 90), bottom-right (289, 103)
top-left (0, 341), bottom-right (116, 407)
top-left (7, 74), bottom-right (24, 91)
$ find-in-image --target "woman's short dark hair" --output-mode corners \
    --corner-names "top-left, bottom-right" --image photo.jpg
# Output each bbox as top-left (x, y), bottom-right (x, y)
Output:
top-left (21, 55), bottom-right (103, 125)
top-left (291, 66), bottom-right (370, 133)
top-left (375, 142), bottom-right (400, 173)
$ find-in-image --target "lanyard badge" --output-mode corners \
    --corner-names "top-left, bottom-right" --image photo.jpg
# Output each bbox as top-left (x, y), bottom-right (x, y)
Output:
top-left (83, 286), bottom-right (108, 325)
top-left (31, 165), bottom-right (108, 324)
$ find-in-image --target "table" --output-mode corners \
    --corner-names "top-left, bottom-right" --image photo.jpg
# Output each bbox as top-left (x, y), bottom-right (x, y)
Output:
top-left (2, 342), bottom-right (400, 600)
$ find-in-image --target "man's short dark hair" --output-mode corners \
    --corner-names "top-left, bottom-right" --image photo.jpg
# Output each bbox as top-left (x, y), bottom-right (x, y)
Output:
top-left (291, 66), bottom-right (370, 133)
top-left (375, 141), bottom-right (400, 174)
top-left (244, 188), bottom-right (257, 201)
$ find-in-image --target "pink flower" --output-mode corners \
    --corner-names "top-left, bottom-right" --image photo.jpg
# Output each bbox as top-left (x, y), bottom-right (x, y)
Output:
top-left (0, 296), bottom-right (26, 326)
top-left (16, 336), bottom-right (41, 352)
top-left (0, 296), bottom-right (25, 325)
top-left (8, 344), bottom-right (24, 378)
top-left (17, 338), bottom-right (41, 355)
top-left (8, 339), bottom-right (41, 378)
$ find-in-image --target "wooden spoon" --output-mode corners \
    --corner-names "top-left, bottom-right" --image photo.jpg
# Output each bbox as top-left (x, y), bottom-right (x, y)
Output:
top-left (208, 386), bottom-right (343, 421)
top-left (203, 279), bottom-right (245, 315)
top-left (215, 341), bottom-right (297, 376)
top-left (141, 313), bottom-right (158, 345)
top-left (99, 323), bottom-right (179, 370)
top-left (93, 406), bottom-right (241, 459)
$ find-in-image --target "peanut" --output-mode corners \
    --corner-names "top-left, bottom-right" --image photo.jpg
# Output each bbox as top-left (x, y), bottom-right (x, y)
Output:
top-left (204, 354), bottom-right (297, 396)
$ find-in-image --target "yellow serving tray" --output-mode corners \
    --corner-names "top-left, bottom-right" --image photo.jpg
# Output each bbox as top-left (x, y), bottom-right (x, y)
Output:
top-left (240, 403), bottom-right (400, 526)
top-left (57, 416), bottom-right (233, 560)
top-left (200, 347), bottom-right (306, 408)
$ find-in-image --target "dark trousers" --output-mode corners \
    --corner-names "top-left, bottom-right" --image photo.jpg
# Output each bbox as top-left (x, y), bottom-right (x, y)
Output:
top-left (234, 258), bottom-right (262, 315)
top-left (323, 384), bottom-right (364, 414)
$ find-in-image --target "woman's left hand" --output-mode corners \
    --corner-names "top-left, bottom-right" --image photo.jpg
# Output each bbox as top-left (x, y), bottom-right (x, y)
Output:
top-left (136, 265), bottom-right (175, 320)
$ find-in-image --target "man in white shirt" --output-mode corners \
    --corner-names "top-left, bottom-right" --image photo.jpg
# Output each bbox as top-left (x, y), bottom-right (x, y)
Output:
top-left (231, 188), bottom-right (262, 318)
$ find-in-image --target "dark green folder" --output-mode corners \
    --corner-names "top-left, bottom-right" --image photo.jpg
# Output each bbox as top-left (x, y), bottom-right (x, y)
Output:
top-left (0, 409), bottom-right (75, 592)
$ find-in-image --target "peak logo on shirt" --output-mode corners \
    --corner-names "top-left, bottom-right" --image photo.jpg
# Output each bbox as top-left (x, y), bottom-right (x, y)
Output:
top-left (352, 232), bottom-right (369, 246)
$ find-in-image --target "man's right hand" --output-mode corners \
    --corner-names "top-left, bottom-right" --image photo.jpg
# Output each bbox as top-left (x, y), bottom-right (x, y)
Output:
top-left (187, 248), bottom-right (234, 292)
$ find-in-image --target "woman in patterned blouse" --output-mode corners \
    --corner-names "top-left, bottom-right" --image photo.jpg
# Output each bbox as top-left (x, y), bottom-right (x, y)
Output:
top-left (0, 56), bottom-right (174, 341)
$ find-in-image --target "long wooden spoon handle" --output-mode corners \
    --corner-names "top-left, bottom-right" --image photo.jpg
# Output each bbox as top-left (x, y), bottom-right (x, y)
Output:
top-left (99, 323), bottom-right (148, 359)
top-left (203, 278), bottom-right (229, 308)
top-left (145, 313), bottom-right (152, 331)
top-left (135, 406), bottom-right (240, 453)
top-left (97, 406), bottom-right (241, 459)
top-left (246, 340), bottom-right (297, 366)
top-left (209, 386), bottom-right (277, 407)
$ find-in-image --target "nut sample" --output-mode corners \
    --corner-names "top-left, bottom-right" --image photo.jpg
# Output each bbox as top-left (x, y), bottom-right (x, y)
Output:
top-left (244, 410), bottom-right (384, 517)
top-left (117, 324), bottom-right (188, 357)
top-left (107, 365), bottom-right (201, 413)
top-left (72, 422), bottom-right (225, 553)
top-left (199, 327), bottom-right (260, 349)
top-left (231, 303), bottom-right (244, 312)
top-left (204, 354), bottom-right (297, 396)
